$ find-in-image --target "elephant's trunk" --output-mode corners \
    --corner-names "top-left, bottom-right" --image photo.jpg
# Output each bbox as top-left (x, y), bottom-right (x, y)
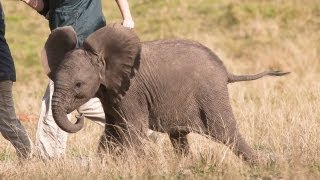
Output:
top-left (52, 93), bottom-right (84, 133)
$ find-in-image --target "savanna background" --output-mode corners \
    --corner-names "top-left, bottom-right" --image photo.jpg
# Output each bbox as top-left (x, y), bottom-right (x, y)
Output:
top-left (0, 0), bottom-right (319, 179)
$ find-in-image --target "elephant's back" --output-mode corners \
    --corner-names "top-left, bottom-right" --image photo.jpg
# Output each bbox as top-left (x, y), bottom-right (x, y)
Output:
top-left (139, 39), bottom-right (229, 83)
top-left (141, 39), bottom-right (223, 64)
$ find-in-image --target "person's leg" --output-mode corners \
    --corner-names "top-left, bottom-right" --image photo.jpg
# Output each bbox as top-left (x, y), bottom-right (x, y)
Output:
top-left (0, 81), bottom-right (31, 159)
top-left (78, 97), bottom-right (107, 153)
top-left (35, 80), bottom-right (69, 158)
top-left (77, 97), bottom-right (105, 126)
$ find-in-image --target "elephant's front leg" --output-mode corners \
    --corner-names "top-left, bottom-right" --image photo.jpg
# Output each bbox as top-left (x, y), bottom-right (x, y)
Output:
top-left (98, 115), bottom-right (125, 155)
top-left (98, 114), bottom-right (148, 155)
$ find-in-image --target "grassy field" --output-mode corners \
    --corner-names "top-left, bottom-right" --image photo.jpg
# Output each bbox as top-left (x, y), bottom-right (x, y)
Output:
top-left (0, 0), bottom-right (320, 179)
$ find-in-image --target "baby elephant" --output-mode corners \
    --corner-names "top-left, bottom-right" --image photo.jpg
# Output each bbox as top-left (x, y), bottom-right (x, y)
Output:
top-left (41, 23), bottom-right (288, 164)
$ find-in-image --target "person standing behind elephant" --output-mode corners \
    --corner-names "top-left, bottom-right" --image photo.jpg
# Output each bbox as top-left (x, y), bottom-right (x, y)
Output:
top-left (0, 2), bottom-right (31, 159)
top-left (21, 0), bottom-right (135, 159)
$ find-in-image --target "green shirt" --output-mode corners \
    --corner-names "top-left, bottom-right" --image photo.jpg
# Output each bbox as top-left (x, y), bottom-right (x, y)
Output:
top-left (41, 0), bottom-right (106, 46)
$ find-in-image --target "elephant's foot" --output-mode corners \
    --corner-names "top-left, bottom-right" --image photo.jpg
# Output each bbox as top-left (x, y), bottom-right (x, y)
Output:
top-left (169, 131), bottom-right (190, 156)
top-left (230, 140), bottom-right (277, 166)
top-left (215, 131), bottom-right (261, 165)
top-left (98, 127), bottom-right (149, 159)
top-left (97, 132), bottom-right (125, 158)
top-left (100, 120), bottom-right (130, 155)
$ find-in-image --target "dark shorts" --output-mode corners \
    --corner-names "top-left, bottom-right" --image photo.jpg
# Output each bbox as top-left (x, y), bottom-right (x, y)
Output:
top-left (0, 3), bottom-right (16, 82)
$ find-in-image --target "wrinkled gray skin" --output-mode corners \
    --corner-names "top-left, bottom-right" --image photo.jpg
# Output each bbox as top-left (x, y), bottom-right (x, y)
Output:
top-left (42, 23), bottom-right (288, 164)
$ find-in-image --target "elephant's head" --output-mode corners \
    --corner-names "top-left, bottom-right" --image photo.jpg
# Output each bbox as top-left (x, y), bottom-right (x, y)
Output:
top-left (42, 23), bottom-right (141, 133)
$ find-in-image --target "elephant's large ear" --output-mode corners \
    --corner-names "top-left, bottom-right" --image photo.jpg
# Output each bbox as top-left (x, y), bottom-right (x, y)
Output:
top-left (83, 23), bottom-right (141, 103)
top-left (41, 26), bottom-right (77, 79)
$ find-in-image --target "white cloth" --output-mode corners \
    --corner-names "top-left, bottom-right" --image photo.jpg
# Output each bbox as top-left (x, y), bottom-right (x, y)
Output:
top-left (35, 80), bottom-right (105, 158)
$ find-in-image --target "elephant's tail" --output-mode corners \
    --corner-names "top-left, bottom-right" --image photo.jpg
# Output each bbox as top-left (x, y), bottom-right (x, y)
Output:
top-left (227, 70), bottom-right (290, 83)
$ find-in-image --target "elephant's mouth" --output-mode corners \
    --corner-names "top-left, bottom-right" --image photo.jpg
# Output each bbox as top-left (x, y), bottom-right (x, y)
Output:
top-left (68, 96), bottom-right (91, 114)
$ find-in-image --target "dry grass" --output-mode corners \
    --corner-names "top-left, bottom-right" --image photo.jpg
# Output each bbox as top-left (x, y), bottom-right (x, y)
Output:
top-left (0, 0), bottom-right (319, 179)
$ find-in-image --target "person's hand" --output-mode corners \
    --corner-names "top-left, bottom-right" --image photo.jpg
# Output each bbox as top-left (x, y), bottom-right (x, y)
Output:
top-left (122, 18), bottom-right (134, 29)
top-left (20, 0), bottom-right (44, 12)
top-left (20, 0), bottom-right (31, 4)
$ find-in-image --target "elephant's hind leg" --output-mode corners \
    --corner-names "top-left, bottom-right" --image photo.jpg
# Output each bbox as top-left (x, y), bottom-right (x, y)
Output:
top-left (169, 130), bottom-right (190, 156)
top-left (201, 96), bottom-right (258, 164)
top-left (207, 117), bottom-right (258, 164)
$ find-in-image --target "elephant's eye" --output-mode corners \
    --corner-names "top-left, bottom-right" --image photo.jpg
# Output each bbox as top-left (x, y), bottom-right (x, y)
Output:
top-left (75, 82), bottom-right (82, 89)
top-left (74, 81), bottom-right (84, 98)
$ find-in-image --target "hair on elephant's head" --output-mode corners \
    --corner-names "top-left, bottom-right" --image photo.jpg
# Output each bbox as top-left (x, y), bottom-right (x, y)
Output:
top-left (42, 23), bottom-right (141, 133)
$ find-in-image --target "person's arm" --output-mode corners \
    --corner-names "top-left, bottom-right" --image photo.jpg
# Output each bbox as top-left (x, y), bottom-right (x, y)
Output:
top-left (115, 0), bottom-right (134, 28)
top-left (21, 0), bottom-right (49, 17)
